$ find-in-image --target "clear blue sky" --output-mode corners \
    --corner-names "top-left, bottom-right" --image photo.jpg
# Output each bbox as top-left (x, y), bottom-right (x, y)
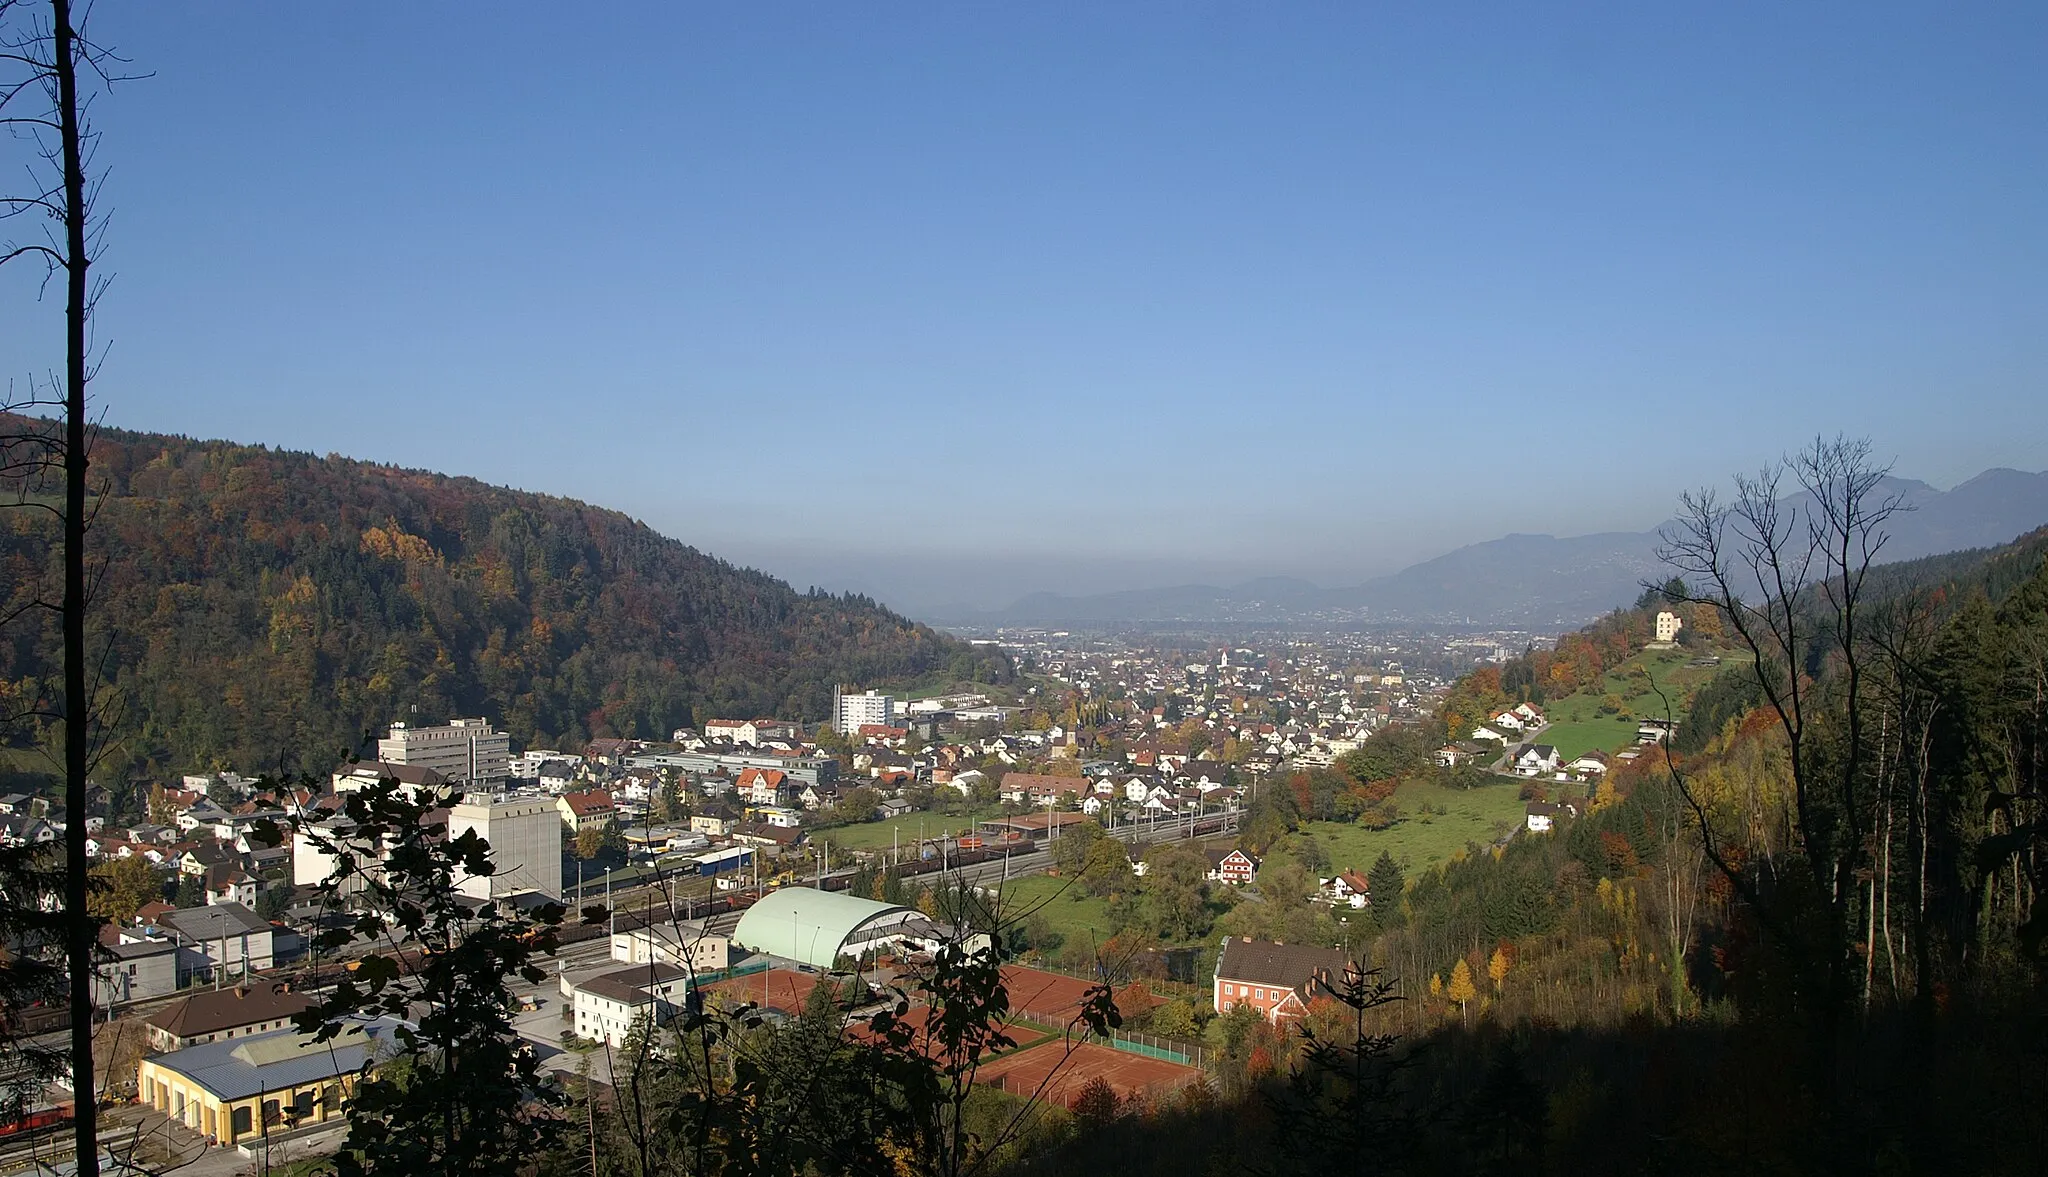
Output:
top-left (4, 3), bottom-right (2044, 613)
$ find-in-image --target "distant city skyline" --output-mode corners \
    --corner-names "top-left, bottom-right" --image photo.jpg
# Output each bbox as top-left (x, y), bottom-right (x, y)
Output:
top-left (3, 4), bottom-right (2043, 615)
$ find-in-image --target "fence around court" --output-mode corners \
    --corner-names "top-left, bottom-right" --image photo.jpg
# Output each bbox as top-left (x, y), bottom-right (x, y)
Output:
top-left (1106, 1028), bottom-right (1208, 1069)
top-left (686, 958), bottom-right (769, 989)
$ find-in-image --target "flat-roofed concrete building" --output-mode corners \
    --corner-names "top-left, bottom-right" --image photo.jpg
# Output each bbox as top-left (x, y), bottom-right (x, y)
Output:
top-left (447, 791), bottom-right (562, 901)
top-left (377, 718), bottom-right (510, 784)
top-left (832, 688), bottom-right (894, 736)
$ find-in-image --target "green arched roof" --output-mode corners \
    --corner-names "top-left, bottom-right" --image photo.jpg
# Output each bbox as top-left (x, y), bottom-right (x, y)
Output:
top-left (731, 887), bottom-right (916, 969)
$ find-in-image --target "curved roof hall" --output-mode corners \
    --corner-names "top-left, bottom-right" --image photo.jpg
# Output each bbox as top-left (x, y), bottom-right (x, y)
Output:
top-left (731, 887), bottom-right (915, 969)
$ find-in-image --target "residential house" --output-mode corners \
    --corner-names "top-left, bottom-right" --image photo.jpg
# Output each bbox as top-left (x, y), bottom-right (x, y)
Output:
top-left (751, 805), bottom-right (803, 829)
top-left (1213, 936), bottom-right (1349, 1024)
top-left (1526, 801), bottom-right (1564, 833)
top-left (1566, 753), bottom-right (1610, 778)
top-left (179, 842), bottom-right (235, 879)
top-left (558, 790), bottom-right (616, 834)
top-left (1470, 725), bottom-right (1510, 744)
top-left (690, 805), bottom-right (739, 838)
top-left (796, 782), bottom-right (842, 811)
top-left (205, 870), bottom-right (259, 909)
top-left (1322, 870), bottom-right (1372, 909)
top-left (158, 902), bottom-right (276, 981)
top-left (1204, 849), bottom-right (1259, 886)
top-left (609, 918), bottom-right (730, 973)
top-left (738, 767), bottom-right (790, 807)
top-left (1, 815), bottom-right (57, 847)
top-left (96, 936), bottom-right (181, 1005)
top-left (999, 773), bottom-right (1085, 807)
top-left (1514, 745), bottom-right (1562, 776)
top-left (567, 962), bottom-right (692, 1046)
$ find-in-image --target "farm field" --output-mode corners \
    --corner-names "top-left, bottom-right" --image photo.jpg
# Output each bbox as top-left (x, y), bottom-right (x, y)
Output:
top-left (1292, 777), bottom-right (1528, 878)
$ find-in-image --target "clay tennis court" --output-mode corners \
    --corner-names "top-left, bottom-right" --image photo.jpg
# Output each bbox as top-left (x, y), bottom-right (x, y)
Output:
top-left (1000, 966), bottom-right (1157, 1025)
top-left (699, 968), bottom-right (827, 1015)
top-left (973, 1040), bottom-right (1203, 1108)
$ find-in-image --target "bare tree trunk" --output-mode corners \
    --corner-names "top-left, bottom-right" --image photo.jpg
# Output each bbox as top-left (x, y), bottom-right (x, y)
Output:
top-left (50, 2), bottom-right (97, 1170)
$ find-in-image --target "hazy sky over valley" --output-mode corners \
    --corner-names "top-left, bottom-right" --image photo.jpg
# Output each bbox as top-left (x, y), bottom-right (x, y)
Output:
top-left (3, 3), bottom-right (2044, 613)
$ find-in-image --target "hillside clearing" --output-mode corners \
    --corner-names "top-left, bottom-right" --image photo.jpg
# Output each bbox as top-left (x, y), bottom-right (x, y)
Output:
top-left (1291, 778), bottom-right (1527, 878)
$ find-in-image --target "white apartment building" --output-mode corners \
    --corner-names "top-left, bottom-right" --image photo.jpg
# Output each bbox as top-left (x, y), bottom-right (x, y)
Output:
top-left (832, 688), bottom-right (894, 736)
top-left (377, 718), bottom-right (511, 784)
top-left (610, 922), bottom-right (730, 973)
top-left (1655, 610), bottom-right (1684, 643)
top-left (567, 963), bottom-right (691, 1047)
top-left (446, 792), bottom-right (563, 902)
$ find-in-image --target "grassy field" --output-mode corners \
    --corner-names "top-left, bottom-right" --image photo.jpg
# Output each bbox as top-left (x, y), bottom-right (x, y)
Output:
top-left (1538, 719), bottom-right (1638, 761)
top-left (1292, 777), bottom-right (1528, 877)
top-left (1535, 646), bottom-right (1749, 758)
top-left (994, 872), bottom-right (1120, 948)
top-left (819, 804), bottom-right (1009, 853)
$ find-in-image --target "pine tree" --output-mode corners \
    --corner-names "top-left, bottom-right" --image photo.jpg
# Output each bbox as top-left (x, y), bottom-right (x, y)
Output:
top-left (1368, 850), bottom-right (1405, 929)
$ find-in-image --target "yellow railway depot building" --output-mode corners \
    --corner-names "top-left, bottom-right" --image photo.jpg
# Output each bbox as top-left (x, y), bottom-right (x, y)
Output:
top-left (136, 1016), bottom-right (405, 1148)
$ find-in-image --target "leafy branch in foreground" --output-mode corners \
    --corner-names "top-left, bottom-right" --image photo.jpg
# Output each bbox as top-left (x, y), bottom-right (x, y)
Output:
top-left (275, 773), bottom-right (568, 1177)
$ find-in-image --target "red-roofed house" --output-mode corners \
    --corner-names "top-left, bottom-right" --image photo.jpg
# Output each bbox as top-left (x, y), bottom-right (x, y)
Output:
top-left (557, 790), bottom-right (616, 834)
top-left (1213, 936), bottom-right (1348, 1024)
top-left (738, 767), bottom-right (790, 806)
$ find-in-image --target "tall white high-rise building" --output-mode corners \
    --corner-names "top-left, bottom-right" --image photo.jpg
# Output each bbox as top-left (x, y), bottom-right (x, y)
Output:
top-left (446, 792), bottom-right (563, 902)
top-left (832, 688), bottom-right (895, 736)
top-left (378, 718), bottom-right (511, 784)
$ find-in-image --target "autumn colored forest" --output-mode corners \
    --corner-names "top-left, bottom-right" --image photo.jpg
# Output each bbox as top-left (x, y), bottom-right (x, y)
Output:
top-left (0, 419), bottom-right (1008, 784)
top-left (1025, 515), bottom-right (2048, 1173)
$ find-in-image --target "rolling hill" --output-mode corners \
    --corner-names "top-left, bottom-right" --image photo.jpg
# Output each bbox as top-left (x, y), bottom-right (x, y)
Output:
top-left (0, 420), bottom-right (1008, 780)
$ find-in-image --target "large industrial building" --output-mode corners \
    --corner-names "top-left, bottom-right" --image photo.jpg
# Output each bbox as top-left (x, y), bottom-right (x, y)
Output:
top-left (447, 791), bottom-right (564, 901)
top-left (376, 718), bottom-right (511, 784)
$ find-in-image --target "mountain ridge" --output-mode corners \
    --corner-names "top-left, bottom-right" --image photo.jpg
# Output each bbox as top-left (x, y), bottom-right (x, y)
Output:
top-left (948, 468), bottom-right (2048, 630)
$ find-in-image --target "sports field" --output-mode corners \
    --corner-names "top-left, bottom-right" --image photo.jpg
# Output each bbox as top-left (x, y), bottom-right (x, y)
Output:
top-left (975, 1040), bottom-right (1203, 1108)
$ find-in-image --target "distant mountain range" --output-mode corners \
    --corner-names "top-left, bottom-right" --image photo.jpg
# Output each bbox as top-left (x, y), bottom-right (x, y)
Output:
top-left (943, 469), bottom-right (2048, 631)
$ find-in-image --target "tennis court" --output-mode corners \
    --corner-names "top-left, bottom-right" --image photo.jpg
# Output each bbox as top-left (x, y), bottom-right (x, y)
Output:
top-left (974, 1040), bottom-right (1203, 1109)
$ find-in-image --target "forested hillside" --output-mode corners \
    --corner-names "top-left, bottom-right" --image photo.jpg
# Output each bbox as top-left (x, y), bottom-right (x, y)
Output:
top-left (1028, 505), bottom-right (2048, 1176)
top-left (0, 420), bottom-right (1008, 778)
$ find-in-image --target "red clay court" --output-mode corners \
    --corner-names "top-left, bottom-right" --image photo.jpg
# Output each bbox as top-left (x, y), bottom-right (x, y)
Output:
top-left (974, 1040), bottom-right (1203, 1109)
top-left (700, 968), bottom-right (827, 1015)
top-left (1000, 965), bottom-right (1157, 1025)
